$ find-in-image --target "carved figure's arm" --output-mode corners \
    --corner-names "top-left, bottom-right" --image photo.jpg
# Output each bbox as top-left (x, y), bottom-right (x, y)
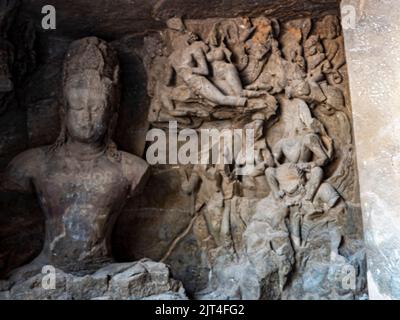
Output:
top-left (165, 63), bottom-right (175, 86)
top-left (191, 49), bottom-right (209, 76)
top-left (271, 140), bottom-right (283, 166)
top-left (304, 134), bottom-right (329, 168)
top-left (1, 149), bottom-right (40, 194)
top-left (181, 172), bottom-right (201, 195)
top-left (262, 143), bottom-right (275, 168)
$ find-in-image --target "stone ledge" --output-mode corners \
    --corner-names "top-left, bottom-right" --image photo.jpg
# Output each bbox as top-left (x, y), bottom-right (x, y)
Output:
top-left (0, 259), bottom-right (187, 300)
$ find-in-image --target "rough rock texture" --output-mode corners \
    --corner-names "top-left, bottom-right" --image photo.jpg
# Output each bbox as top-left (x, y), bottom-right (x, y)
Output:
top-left (0, 259), bottom-right (187, 300)
top-left (342, 0), bottom-right (400, 300)
top-left (0, 0), bottom-right (367, 300)
top-left (141, 12), bottom-right (366, 300)
top-left (19, 0), bottom-right (340, 38)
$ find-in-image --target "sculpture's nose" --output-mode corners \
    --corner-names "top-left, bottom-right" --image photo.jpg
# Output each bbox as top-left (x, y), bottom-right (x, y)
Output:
top-left (80, 107), bottom-right (91, 123)
top-left (0, 76), bottom-right (13, 92)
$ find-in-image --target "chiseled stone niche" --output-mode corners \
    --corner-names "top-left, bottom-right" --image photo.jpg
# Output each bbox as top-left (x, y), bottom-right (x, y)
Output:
top-left (0, 36), bottom-right (186, 300)
top-left (0, 1), bottom-right (367, 300)
top-left (140, 14), bottom-right (367, 299)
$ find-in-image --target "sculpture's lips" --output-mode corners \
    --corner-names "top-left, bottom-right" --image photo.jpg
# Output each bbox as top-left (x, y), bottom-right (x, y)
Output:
top-left (0, 77), bottom-right (13, 92)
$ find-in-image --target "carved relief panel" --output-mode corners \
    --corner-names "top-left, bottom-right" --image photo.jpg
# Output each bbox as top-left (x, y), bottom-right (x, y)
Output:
top-left (0, 2), bottom-right (366, 300)
top-left (141, 14), bottom-right (366, 300)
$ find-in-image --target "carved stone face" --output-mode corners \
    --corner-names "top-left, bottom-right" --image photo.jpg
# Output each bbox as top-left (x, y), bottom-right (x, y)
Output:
top-left (65, 73), bottom-right (111, 143)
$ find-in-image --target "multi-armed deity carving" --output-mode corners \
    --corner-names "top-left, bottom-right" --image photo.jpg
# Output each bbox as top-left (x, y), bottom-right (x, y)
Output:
top-left (145, 14), bottom-right (365, 300)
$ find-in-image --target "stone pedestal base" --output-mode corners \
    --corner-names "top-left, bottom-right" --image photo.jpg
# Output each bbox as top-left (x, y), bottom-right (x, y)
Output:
top-left (0, 259), bottom-right (187, 300)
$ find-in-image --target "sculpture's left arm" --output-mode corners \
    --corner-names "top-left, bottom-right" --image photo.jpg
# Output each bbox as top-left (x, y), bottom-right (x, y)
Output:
top-left (191, 47), bottom-right (209, 76)
top-left (304, 133), bottom-right (329, 168)
top-left (1, 148), bottom-right (42, 194)
top-left (122, 153), bottom-right (151, 198)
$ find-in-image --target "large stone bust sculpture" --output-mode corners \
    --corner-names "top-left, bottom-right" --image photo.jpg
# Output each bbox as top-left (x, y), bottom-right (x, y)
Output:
top-left (1, 37), bottom-right (150, 272)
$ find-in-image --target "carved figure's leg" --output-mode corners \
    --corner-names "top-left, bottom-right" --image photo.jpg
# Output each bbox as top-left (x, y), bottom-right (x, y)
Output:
top-left (290, 208), bottom-right (302, 248)
top-left (223, 64), bottom-right (244, 96)
top-left (328, 220), bottom-right (342, 261)
top-left (265, 167), bottom-right (283, 200)
top-left (220, 199), bottom-right (232, 248)
top-left (204, 192), bottom-right (224, 245)
top-left (183, 72), bottom-right (246, 107)
top-left (314, 182), bottom-right (340, 209)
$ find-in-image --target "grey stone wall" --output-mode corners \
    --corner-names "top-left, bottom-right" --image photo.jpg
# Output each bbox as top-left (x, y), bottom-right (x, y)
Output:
top-left (342, 0), bottom-right (400, 300)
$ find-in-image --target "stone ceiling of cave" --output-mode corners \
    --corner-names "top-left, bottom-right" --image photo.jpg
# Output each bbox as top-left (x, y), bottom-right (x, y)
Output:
top-left (19, 0), bottom-right (340, 39)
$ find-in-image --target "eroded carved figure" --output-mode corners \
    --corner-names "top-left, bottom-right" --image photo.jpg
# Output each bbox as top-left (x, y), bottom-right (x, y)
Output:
top-left (147, 17), bottom-right (277, 125)
top-left (0, 9), bottom-right (366, 300)
top-left (2, 37), bottom-right (150, 271)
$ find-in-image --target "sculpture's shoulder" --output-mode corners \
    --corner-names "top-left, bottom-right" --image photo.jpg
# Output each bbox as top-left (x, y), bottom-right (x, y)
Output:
top-left (119, 151), bottom-right (150, 197)
top-left (7, 146), bottom-right (48, 172)
top-left (2, 146), bottom-right (48, 193)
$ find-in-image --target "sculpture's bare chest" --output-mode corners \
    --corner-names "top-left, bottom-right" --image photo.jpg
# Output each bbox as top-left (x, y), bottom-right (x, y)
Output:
top-left (37, 156), bottom-right (128, 211)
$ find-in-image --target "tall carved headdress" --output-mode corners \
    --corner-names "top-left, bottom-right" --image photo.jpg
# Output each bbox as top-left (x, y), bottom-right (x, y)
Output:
top-left (62, 36), bottom-right (120, 111)
top-left (52, 37), bottom-right (121, 160)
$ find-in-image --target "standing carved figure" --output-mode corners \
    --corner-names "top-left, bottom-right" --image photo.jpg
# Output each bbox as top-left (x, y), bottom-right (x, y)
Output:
top-left (235, 113), bottom-right (274, 198)
top-left (264, 100), bottom-right (339, 239)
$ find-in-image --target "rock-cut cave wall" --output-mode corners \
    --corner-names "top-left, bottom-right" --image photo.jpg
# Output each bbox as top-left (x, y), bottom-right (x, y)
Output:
top-left (0, 0), bottom-right (367, 299)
